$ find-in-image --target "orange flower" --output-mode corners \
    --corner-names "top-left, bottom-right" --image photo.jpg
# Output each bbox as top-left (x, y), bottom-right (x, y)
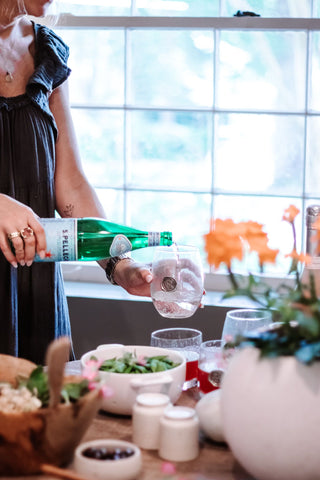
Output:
top-left (204, 218), bottom-right (243, 269)
top-left (286, 249), bottom-right (311, 265)
top-left (257, 245), bottom-right (279, 265)
top-left (240, 221), bottom-right (269, 252)
top-left (282, 205), bottom-right (300, 223)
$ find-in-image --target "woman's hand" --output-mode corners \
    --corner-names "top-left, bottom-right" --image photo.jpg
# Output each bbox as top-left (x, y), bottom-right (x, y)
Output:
top-left (113, 258), bottom-right (153, 297)
top-left (0, 194), bottom-right (47, 267)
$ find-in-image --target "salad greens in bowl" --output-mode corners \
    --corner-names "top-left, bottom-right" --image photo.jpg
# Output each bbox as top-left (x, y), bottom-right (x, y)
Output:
top-left (80, 344), bottom-right (186, 415)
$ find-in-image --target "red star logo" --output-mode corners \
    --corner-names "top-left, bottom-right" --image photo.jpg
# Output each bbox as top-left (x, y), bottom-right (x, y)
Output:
top-left (45, 251), bottom-right (53, 258)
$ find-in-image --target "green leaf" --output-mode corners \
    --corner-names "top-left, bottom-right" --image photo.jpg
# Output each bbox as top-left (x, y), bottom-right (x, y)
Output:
top-left (61, 380), bottom-right (89, 404)
top-left (17, 366), bottom-right (90, 408)
top-left (23, 366), bottom-right (50, 407)
top-left (98, 352), bottom-right (180, 374)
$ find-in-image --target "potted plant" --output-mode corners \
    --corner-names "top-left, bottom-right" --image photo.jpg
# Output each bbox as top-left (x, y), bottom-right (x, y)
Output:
top-left (204, 205), bottom-right (320, 480)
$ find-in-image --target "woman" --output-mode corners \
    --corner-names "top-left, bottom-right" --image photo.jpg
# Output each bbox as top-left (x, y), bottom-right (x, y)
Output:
top-left (0, 0), bottom-right (152, 363)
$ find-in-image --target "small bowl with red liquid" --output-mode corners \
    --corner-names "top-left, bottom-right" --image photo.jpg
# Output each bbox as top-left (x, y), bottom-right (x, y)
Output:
top-left (73, 439), bottom-right (142, 480)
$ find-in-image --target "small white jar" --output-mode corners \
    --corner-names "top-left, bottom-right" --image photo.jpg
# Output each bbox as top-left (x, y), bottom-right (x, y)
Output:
top-left (159, 406), bottom-right (200, 462)
top-left (132, 393), bottom-right (171, 450)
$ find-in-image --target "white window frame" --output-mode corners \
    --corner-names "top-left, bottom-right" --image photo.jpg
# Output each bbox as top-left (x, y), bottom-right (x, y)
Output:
top-left (53, 14), bottom-right (320, 292)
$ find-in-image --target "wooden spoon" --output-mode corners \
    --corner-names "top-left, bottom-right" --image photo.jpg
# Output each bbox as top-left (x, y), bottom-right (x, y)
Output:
top-left (41, 463), bottom-right (89, 480)
top-left (45, 336), bottom-right (71, 408)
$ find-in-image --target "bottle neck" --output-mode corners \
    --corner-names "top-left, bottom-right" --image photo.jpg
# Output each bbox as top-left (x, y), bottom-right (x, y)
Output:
top-left (306, 227), bottom-right (319, 257)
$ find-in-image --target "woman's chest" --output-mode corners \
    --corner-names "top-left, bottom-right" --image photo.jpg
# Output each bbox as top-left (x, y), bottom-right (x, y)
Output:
top-left (0, 27), bottom-right (35, 97)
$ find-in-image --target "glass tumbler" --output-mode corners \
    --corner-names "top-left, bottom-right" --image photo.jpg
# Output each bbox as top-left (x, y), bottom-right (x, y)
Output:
top-left (150, 327), bottom-right (202, 390)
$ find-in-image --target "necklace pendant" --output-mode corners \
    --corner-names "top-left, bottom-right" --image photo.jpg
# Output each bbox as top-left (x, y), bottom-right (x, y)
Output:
top-left (5, 71), bottom-right (13, 83)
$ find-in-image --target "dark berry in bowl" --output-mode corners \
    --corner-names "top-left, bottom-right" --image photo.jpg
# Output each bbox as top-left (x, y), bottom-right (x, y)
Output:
top-left (82, 446), bottom-right (135, 461)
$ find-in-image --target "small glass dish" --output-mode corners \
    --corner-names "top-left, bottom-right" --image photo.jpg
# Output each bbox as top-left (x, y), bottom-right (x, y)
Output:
top-left (73, 439), bottom-right (142, 480)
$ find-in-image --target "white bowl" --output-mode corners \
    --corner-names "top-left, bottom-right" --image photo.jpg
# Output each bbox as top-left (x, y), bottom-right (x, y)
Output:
top-left (195, 389), bottom-right (226, 444)
top-left (73, 439), bottom-right (141, 480)
top-left (80, 344), bottom-right (186, 415)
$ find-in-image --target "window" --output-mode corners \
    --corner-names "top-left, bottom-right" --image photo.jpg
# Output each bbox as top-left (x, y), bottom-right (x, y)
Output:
top-left (51, 1), bottom-right (320, 289)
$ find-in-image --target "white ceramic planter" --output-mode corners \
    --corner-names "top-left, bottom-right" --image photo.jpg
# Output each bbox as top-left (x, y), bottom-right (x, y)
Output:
top-left (221, 347), bottom-right (320, 480)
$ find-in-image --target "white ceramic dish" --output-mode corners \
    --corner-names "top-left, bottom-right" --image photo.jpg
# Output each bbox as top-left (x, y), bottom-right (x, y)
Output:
top-left (80, 344), bottom-right (186, 415)
top-left (73, 439), bottom-right (141, 480)
top-left (195, 389), bottom-right (226, 444)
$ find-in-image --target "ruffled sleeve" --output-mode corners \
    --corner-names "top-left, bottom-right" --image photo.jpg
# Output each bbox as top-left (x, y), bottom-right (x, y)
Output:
top-left (26, 22), bottom-right (71, 132)
top-left (30, 22), bottom-right (71, 92)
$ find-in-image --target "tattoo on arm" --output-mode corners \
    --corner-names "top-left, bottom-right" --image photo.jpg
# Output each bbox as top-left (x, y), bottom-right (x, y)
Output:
top-left (63, 204), bottom-right (74, 217)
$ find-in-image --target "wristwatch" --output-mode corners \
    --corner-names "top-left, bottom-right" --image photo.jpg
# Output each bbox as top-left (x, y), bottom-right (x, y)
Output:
top-left (105, 255), bottom-right (131, 285)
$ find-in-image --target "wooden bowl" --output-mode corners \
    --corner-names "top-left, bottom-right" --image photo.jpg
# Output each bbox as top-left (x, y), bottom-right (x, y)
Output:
top-left (0, 354), bottom-right (102, 476)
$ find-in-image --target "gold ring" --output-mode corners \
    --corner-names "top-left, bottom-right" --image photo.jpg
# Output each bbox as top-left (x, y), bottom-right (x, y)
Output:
top-left (20, 227), bottom-right (34, 240)
top-left (7, 231), bottom-right (21, 241)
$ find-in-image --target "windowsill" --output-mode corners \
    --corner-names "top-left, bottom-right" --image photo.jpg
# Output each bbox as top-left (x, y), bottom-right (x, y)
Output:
top-left (64, 280), bottom-right (258, 308)
top-left (62, 262), bottom-right (293, 308)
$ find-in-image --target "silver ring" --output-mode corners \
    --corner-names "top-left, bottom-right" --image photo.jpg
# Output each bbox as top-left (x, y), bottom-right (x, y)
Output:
top-left (20, 227), bottom-right (34, 240)
top-left (7, 231), bottom-right (21, 241)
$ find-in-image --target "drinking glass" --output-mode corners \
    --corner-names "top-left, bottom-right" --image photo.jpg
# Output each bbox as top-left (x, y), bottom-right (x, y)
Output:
top-left (150, 245), bottom-right (204, 319)
top-left (222, 309), bottom-right (273, 343)
top-left (198, 340), bottom-right (233, 395)
top-left (150, 328), bottom-right (202, 390)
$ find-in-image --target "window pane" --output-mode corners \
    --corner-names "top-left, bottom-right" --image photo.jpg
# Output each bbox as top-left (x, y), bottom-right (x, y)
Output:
top-left (128, 30), bottom-right (214, 108)
top-left (217, 31), bottom-right (307, 112)
top-left (54, 14), bottom-right (318, 279)
top-left (59, 29), bottom-right (124, 106)
top-left (214, 113), bottom-right (304, 196)
top-left (213, 195), bottom-right (303, 274)
top-left (127, 110), bottom-right (212, 190)
top-left (71, 109), bottom-right (124, 187)
top-left (96, 189), bottom-right (125, 224)
top-left (309, 33), bottom-right (320, 112)
top-left (135, 0), bottom-right (219, 17)
top-left (314, 0), bottom-right (320, 17)
top-left (222, 0), bottom-right (311, 17)
top-left (306, 116), bottom-right (320, 198)
top-left (127, 191), bottom-right (211, 268)
top-left (59, 1), bottom-right (131, 15)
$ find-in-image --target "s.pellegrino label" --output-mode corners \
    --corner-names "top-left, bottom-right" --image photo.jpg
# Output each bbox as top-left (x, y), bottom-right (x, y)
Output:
top-left (35, 218), bottom-right (77, 262)
top-left (109, 234), bottom-right (132, 256)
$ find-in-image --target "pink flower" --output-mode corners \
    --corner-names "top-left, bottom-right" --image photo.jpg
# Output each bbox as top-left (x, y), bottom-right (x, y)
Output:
top-left (99, 384), bottom-right (114, 399)
top-left (87, 379), bottom-right (114, 398)
top-left (82, 359), bottom-right (103, 381)
top-left (137, 355), bottom-right (147, 366)
top-left (161, 462), bottom-right (176, 475)
top-left (224, 334), bottom-right (233, 343)
top-left (83, 359), bottom-right (114, 399)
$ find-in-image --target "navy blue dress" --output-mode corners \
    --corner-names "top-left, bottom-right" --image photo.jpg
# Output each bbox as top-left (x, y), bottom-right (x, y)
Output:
top-left (0, 23), bottom-right (73, 364)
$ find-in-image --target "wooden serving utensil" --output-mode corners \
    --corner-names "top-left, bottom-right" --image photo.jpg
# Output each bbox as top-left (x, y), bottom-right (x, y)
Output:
top-left (45, 336), bottom-right (71, 408)
top-left (42, 339), bottom-right (90, 480)
top-left (41, 463), bottom-right (89, 480)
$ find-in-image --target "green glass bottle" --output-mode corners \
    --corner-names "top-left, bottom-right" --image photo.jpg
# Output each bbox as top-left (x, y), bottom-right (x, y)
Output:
top-left (35, 218), bottom-right (173, 262)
